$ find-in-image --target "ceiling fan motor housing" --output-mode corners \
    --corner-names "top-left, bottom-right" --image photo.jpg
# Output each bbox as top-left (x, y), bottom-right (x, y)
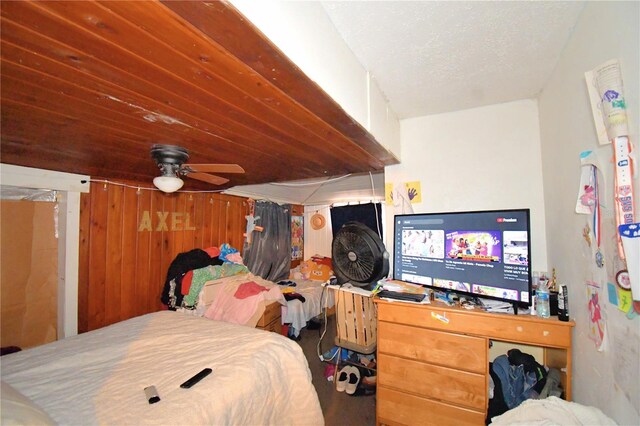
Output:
top-left (151, 144), bottom-right (190, 178)
top-left (151, 144), bottom-right (189, 165)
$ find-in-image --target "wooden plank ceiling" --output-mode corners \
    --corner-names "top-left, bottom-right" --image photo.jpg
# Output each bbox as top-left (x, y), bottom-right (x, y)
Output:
top-left (0, 1), bottom-right (397, 190)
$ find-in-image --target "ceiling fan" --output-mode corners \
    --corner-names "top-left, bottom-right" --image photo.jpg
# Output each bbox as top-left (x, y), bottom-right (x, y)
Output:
top-left (150, 144), bottom-right (244, 193)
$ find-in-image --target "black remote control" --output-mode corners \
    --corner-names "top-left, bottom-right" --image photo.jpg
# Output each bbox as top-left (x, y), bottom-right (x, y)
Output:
top-left (180, 368), bottom-right (212, 389)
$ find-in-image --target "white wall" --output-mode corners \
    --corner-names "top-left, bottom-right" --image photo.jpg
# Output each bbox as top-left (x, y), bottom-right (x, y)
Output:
top-left (385, 99), bottom-right (548, 273)
top-left (537, 2), bottom-right (639, 424)
top-left (303, 205), bottom-right (333, 259)
top-left (229, 0), bottom-right (400, 159)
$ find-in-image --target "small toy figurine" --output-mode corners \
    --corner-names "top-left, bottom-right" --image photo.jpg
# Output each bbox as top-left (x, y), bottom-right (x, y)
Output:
top-left (548, 268), bottom-right (558, 292)
top-left (243, 199), bottom-right (264, 246)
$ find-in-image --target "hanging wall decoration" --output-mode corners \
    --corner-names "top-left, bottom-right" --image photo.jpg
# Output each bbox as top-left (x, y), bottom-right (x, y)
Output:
top-left (613, 137), bottom-right (635, 259)
top-left (619, 223), bottom-right (640, 301)
top-left (385, 183), bottom-right (394, 205)
top-left (405, 181), bottom-right (422, 204)
top-left (585, 59), bottom-right (629, 145)
top-left (291, 215), bottom-right (303, 260)
top-left (586, 280), bottom-right (606, 350)
top-left (310, 212), bottom-right (326, 230)
top-left (244, 198), bottom-right (264, 246)
top-left (576, 151), bottom-right (598, 214)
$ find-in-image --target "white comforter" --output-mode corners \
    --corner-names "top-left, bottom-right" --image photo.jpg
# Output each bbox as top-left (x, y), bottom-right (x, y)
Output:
top-left (1, 311), bottom-right (324, 426)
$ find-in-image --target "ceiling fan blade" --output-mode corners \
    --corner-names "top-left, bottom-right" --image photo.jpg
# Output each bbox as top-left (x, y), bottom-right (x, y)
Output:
top-left (187, 172), bottom-right (229, 186)
top-left (186, 164), bottom-right (245, 174)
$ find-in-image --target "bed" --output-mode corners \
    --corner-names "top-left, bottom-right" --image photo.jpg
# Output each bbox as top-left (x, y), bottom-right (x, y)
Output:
top-left (0, 311), bottom-right (324, 426)
top-left (281, 278), bottom-right (335, 337)
top-left (194, 270), bottom-right (335, 338)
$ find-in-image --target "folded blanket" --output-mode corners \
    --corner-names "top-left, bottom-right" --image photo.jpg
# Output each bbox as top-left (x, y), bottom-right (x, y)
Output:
top-left (490, 396), bottom-right (617, 425)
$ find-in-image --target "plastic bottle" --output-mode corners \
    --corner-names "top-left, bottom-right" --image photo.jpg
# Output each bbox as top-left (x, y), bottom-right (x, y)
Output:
top-left (536, 280), bottom-right (550, 319)
top-left (558, 285), bottom-right (569, 321)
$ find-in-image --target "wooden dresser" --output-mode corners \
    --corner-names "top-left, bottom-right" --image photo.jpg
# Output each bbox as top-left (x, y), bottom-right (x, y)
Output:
top-left (375, 299), bottom-right (575, 426)
top-left (255, 300), bottom-right (282, 333)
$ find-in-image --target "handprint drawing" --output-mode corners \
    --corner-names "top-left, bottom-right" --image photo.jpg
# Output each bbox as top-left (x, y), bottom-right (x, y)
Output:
top-left (407, 187), bottom-right (418, 201)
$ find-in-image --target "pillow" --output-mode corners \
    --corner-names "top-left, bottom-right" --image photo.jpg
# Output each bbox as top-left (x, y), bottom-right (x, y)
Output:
top-left (300, 260), bottom-right (332, 281)
top-left (1, 381), bottom-right (56, 425)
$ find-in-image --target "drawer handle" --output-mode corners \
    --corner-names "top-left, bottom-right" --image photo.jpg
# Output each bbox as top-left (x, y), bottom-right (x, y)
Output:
top-left (543, 331), bottom-right (550, 336)
top-left (431, 312), bottom-right (449, 324)
top-left (516, 326), bottom-right (523, 332)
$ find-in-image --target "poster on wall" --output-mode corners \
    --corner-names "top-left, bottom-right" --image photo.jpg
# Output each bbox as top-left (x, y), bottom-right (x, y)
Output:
top-left (405, 181), bottom-right (422, 204)
top-left (291, 215), bottom-right (303, 260)
top-left (385, 183), bottom-right (394, 205)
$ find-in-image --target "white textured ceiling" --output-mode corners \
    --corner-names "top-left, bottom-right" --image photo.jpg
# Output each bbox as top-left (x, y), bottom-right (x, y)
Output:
top-left (321, 1), bottom-right (585, 118)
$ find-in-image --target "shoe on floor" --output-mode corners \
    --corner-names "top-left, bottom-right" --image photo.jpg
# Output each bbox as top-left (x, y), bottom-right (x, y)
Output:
top-left (345, 366), bottom-right (361, 395)
top-left (336, 366), bottom-right (350, 392)
top-left (362, 375), bottom-right (376, 386)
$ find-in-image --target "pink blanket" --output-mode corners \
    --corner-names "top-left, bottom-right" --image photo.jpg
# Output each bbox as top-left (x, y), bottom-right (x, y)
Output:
top-left (204, 280), bottom-right (285, 326)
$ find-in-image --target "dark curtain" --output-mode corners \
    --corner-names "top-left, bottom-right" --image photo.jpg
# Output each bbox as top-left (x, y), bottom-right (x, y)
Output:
top-left (243, 200), bottom-right (291, 282)
top-left (330, 202), bottom-right (383, 239)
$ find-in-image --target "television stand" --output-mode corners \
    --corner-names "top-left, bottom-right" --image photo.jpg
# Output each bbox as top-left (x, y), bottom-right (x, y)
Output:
top-left (374, 298), bottom-right (574, 425)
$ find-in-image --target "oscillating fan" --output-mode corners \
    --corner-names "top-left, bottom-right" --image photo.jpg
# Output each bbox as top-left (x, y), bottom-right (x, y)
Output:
top-left (331, 221), bottom-right (389, 289)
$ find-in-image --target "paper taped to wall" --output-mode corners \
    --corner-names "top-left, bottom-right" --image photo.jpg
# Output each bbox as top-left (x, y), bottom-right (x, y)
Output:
top-left (585, 59), bottom-right (629, 144)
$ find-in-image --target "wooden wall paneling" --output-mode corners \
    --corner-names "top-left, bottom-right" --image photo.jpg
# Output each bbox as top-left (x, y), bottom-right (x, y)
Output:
top-left (218, 196), bottom-right (226, 247)
top-left (184, 194), bottom-right (197, 251)
top-left (211, 195), bottom-right (222, 246)
top-left (104, 184), bottom-right (124, 327)
top-left (78, 182), bottom-right (249, 331)
top-left (170, 194), bottom-right (184, 261)
top-left (135, 188), bottom-right (152, 318)
top-left (160, 193), bottom-right (174, 310)
top-left (202, 195), bottom-right (214, 249)
top-left (87, 183), bottom-right (108, 330)
top-left (192, 194), bottom-right (205, 250)
top-left (231, 198), bottom-right (247, 250)
top-left (120, 186), bottom-right (139, 321)
top-left (228, 197), bottom-right (239, 250)
top-left (148, 189), bottom-right (165, 314)
top-left (224, 197), bottom-right (232, 248)
top-left (78, 192), bottom-right (91, 333)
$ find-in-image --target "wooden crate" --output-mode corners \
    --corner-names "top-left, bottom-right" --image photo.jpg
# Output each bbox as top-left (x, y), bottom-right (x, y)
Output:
top-left (334, 288), bottom-right (377, 354)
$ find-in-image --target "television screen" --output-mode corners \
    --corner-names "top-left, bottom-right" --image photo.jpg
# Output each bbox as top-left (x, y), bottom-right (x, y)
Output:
top-left (393, 209), bottom-right (532, 306)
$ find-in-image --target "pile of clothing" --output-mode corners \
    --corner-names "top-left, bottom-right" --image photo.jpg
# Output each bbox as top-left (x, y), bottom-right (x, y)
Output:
top-left (487, 348), bottom-right (563, 424)
top-left (161, 244), bottom-right (246, 310)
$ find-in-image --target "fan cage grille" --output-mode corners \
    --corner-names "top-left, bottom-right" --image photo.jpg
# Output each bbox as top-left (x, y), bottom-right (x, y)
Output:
top-left (332, 224), bottom-right (386, 285)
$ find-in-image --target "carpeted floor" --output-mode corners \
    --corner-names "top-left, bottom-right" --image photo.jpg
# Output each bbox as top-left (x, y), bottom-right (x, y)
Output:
top-left (295, 314), bottom-right (376, 426)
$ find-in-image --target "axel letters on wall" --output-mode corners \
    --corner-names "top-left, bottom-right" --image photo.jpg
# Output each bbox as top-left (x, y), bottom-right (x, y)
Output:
top-left (138, 211), bottom-right (196, 232)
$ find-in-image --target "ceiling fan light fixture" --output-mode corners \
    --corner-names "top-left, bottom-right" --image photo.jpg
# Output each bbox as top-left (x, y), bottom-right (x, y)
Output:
top-left (153, 175), bottom-right (184, 193)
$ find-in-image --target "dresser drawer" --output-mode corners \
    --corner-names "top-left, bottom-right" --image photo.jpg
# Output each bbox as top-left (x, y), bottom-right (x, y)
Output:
top-left (378, 385), bottom-right (484, 426)
top-left (377, 302), bottom-right (572, 347)
top-left (257, 318), bottom-right (280, 333)
top-left (378, 321), bottom-right (486, 373)
top-left (378, 353), bottom-right (486, 410)
top-left (256, 301), bottom-right (281, 327)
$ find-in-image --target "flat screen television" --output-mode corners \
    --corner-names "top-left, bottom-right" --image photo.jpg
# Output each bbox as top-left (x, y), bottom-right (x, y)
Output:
top-left (393, 209), bottom-right (532, 308)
